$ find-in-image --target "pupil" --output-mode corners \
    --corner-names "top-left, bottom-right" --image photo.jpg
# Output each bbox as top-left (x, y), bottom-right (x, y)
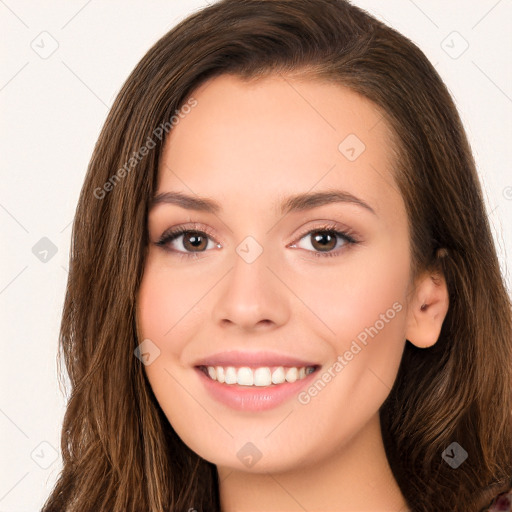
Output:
top-left (312, 232), bottom-right (336, 251)
top-left (181, 231), bottom-right (338, 253)
top-left (185, 232), bottom-right (206, 251)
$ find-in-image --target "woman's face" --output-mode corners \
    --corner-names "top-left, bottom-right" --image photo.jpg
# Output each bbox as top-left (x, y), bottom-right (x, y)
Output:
top-left (136, 73), bottom-right (413, 473)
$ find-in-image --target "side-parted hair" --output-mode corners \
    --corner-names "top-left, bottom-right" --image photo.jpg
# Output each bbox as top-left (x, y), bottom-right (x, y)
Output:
top-left (42, 1), bottom-right (512, 511)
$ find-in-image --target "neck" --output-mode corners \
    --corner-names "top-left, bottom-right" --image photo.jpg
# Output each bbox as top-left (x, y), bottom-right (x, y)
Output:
top-left (218, 414), bottom-right (409, 512)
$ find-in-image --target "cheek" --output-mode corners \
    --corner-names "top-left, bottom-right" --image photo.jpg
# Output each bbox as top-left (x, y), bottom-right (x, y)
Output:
top-left (136, 257), bottom-right (202, 393)
top-left (136, 256), bottom-right (209, 356)
top-left (287, 244), bottom-right (409, 452)
top-left (298, 238), bottom-right (409, 342)
top-left (297, 239), bottom-right (410, 391)
top-left (136, 259), bottom-right (210, 442)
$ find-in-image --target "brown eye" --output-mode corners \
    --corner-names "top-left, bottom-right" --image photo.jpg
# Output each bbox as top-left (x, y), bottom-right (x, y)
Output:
top-left (156, 228), bottom-right (218, 255)
top-left (291, 226), bottom-right (358, 259)
top-left (181, 231), bottom-right (209, 252)
top-left (309, 231), bottom-right (338, 252)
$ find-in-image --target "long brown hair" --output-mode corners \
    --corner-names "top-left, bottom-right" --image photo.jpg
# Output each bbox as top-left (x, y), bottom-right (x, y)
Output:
top-left (42, 1), bottom-right (512, 510)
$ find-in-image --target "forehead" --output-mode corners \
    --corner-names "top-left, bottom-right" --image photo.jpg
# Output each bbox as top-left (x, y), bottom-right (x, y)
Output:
top-left (157, 73), bottom-right (400, 220)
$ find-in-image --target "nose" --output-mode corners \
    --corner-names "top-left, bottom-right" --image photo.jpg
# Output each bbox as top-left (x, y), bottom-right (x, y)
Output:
top-left (211, 245), bottom-right (290, 332)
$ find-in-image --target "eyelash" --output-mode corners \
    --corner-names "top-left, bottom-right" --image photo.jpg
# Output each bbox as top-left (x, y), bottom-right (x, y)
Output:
top-left (155, 222), bottom-right (359, 260)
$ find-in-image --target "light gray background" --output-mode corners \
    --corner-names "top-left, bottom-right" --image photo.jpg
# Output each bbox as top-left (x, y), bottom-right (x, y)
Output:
top-left (1, 1), bottom-right (511, 510)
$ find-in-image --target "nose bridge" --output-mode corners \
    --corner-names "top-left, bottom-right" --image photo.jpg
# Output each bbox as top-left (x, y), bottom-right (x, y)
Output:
top-left (211, 233), bottom-right (289, 329)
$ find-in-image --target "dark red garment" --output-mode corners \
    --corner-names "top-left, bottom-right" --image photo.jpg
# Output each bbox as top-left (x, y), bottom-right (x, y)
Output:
top-left (481, 489), bottom-right (512, 512)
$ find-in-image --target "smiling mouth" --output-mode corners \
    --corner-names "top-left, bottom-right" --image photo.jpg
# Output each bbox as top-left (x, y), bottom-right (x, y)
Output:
top-left (196, 364), bottom-right (320, 387)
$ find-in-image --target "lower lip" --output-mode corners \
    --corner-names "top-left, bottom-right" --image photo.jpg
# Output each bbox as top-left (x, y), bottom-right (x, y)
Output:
top-left (194, 367), bottom-right (319, 411)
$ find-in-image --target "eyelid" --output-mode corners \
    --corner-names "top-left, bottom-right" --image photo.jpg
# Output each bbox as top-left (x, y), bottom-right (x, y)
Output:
top-left (157, 222), bottom-right (220, 245)
top-left (291, 221), bottom-right (359, 245)
top-left (154, 222), bottom-right (221, 260)
top-left (285, 222), bottom-right (359, 259)
top-left (154, 220), bottom-right (361, 258)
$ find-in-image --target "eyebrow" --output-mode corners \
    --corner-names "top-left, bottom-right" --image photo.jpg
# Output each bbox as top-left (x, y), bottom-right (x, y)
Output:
top-left (150, 189), bottom-right (376, 216)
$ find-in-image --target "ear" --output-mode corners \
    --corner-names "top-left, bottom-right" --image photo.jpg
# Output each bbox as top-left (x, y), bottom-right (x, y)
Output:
top-left (405, 269), bottom-right (449, 348)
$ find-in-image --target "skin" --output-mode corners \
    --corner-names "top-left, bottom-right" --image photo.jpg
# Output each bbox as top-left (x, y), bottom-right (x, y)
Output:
top-left (136, 73), bottom-right (449, 511)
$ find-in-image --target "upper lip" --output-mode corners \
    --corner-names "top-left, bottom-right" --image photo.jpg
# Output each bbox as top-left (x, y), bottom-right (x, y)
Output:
top-left (193, 350), bottom-right (319, 368)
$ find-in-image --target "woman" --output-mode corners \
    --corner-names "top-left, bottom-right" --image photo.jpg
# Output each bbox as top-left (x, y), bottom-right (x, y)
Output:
top-left (42, 0), bottom-right (512, 510)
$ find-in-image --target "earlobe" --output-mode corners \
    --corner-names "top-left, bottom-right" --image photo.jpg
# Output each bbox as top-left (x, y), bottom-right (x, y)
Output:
top-left (405, 270), bottom-right (449, 348)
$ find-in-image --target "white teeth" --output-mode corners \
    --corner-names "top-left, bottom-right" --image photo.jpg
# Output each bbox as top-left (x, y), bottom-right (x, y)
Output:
top-left (253, 367), bottom-right (272, 386)
top-left (225, 366), bottom-right (237, 384)
top-left (285, 367), bottom-right (298, 383)
top-left (204, 365), bottom-right (315, 386)
top-left (237, 367), bottom-right (253, 386)
top-left (271, 366), bottom-right (285, 384)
